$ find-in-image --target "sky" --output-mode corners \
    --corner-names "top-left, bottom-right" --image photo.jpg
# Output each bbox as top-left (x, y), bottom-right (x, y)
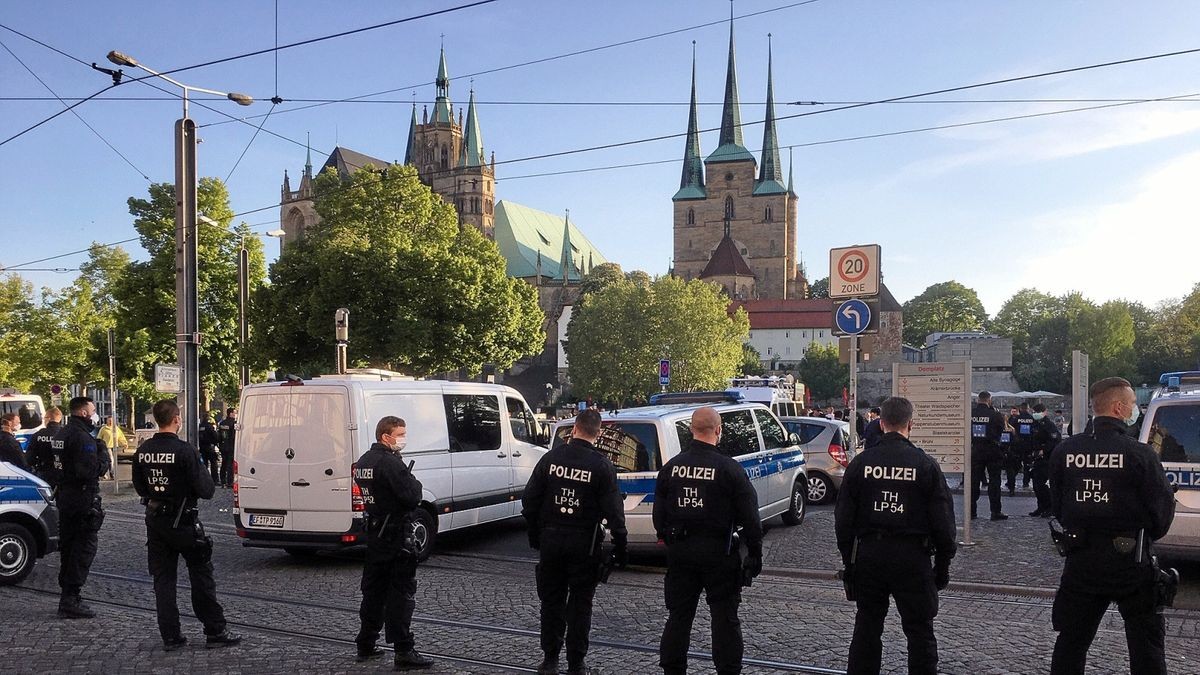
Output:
top-left (3, 0), bottom-right (1200, 316)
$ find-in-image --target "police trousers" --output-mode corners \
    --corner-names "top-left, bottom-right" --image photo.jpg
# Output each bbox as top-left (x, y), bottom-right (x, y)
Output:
top-left (660, 536), bottom-right (743, 675)
top-left (219, 448), bottom-right (234, 487)
top-left (535, 527), bottom-right (601, 663)
top-left (847, 536), bottom-right (939, 675)
top-left (970, 456), bottom-right (1003, 517)
top-left (1051, 543), bottom-right (1164, 675)
top-left (200, 445), bottom-right (220, 484)
top-left (357, 528), bottom-right (418, 652)
top-left (1030, 457), bottom-right (1051, 512)
top-left (146, 513), bottom-right (227, 640)
top-left (58, 499), bottom-right (102, 598)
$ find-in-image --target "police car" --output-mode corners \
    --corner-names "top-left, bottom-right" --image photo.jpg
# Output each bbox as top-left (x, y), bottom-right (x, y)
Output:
top-left (0, 392), bottom-right (46, 453)
top-left (0, 461), bottom-right (58, 585)
top-left (550, 394), bottom-right (807, 543)
top-left (1140, 371), bottom-right (1200, 560)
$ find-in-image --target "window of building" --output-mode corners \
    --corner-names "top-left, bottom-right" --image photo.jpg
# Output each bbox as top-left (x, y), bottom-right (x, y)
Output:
top-left (802, 331), bottom-right (808, 338)
top-left (767, 347), bottom-right (773, 355)
top-left (440, 145), bottom-right (449, 169)
top-left (444, 394), bottom-right (501, 452)
top-left (785, 346), bottom-right (791, 354)
top-left (686, 208), bottom-right (695, 225)
top-left (724, 196), bottom-right (734, 219)
top-left (688, 239), bottom-right (692, 248)
top-left (818, 331), bottom-right (824, 338)
top-left (785, 331), bottom-right (790, 338)
top-left (764, 206), bottom-right (773, 222)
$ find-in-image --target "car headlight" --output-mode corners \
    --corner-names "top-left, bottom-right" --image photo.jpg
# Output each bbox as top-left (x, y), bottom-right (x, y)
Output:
top-left (36, 486), bottom-right (53, 503)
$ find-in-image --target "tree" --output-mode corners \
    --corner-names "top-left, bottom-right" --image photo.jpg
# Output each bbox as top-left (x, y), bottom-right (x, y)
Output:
top-left (256, 163), bottom-right (544, 377)
top-left (566, 275), bottom-right (749, 403)
top-left (809, 276), bottom-right (830, 299)
top-left (578, 262), bottom-right (624, 297)
top-left (901, 281), bottom-right (988, 346)
top-left (796, 343), bottom-right (848, 402)
top-left (739, 343), bottom-right (764, 377)
top-left (114, 178), bottom-right (267, 405)
top-left (0, 274), bottom-right (41, 391)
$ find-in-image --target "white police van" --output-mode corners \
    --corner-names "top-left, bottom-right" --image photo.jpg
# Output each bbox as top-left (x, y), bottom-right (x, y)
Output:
top-left (1140, 371), bottom-right (1200, 560)
top-left (233, 373), bottom-right (547, 559)
top-left (0, 461), bottom-right (58, 585)
top-left (0, 391), bottom-right (46, 453)
top-left (550, 394), bottom-right (807, 544)
top-left (727, 376), bottom-right (803, 418)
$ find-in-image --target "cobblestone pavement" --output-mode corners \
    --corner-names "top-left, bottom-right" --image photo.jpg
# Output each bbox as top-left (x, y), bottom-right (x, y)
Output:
top-left (2, 486), bottom-right (1199, 673)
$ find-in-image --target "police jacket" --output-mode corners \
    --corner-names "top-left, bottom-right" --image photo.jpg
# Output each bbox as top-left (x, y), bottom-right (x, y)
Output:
top-left (1048, 416), bottom-right (1175, 539)
top-left (132, 432), bottom-right (215, 512)
top-left (353, 442), bottom-right (422, 521)
top-left (197, 420), bottom-right (220, 450)
top-left (863, 418), bottom-right (884, 449)
top-left (521, 437), bottom-right (627, 546)
top-left (970, 403), bottom-right (1006, 462)
top-left (652, 439), bottom-right (763, 557)
top-left (1031, 416), bottom-right (1061, 461)
top-left (835, 432), bottom-right (957, 564)
top-left (218, 418), bottom-right (236, 453)
top-left (0, 430), bottom-right (27, 470)
top-left (26, 421), bottom-right (61, 482)
top-left (52, 416), bottom-right (110, 510)
top-left (1013, 411), bottom-right (1036, 450)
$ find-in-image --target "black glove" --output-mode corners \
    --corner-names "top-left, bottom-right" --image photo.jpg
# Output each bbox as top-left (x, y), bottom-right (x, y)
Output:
top-left (528, 529), bottom-right (540, 550)
top-left (934, 557), bottom-right (951, 591)
top-left (741, 554), bottom-right (763, 587)
top-left (612, 543), bottom-right (628, 568)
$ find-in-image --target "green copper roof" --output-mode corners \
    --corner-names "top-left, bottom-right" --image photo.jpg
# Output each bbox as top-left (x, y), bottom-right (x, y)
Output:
top-left (494, 201), bottom-right (607, 281)
top-left (674, 47), bottom-right (706, 202)
top-left (433, 47), bottom-right (453, 124)
top-left (458, 90), bottom-right (485, 168)
top-left (404, 104), bottom-right (417, 165)
top-left (706, 17), bottom-right (753, 164)
top-left (755, 38), bottom-right (785, 195)
top-left (559, 212), bottom-right (575, 283)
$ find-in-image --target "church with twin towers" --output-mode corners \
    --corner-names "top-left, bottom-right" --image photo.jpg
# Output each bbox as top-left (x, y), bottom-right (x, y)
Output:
top-left (671, 24), bottom-right (806, 301)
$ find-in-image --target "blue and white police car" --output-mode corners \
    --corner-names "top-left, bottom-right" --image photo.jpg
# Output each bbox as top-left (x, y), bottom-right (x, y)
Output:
top-left (0, 461), bottom-right (58, 585)
top-left (550, 394), bottom-right (808, 543)
top-left (1141, 371), bottom-right (1200, 561)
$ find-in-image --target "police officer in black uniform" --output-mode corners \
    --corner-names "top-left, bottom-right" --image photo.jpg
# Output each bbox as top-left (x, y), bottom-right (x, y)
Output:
top-left (353, 416), bottom-right (433, 670)
top-left (27, 406), bottom-right (64, 482)
top-left (132, 399), bottom-right (241, 651)
top-left (862, 407), bottom-right (884, 449)
top-left (1048, 377), bottom-right (1175, 674)
top-left (1028, 402), bottom-right (1061, 517)
top-left (522, 408), bottom-right (627, 675)
top-left (970, 391), bottom-right (1008, 520)
top-left (835, 396), bottom-right (957, 675)
top-left (51, 396), bottom-right (110, 619)
top-left (1009, 403), bottom-right (1036, 495)
top-left (197, 413), bottom-right (221, 485)
top-left (0, 412), bottom-right (27, 469)
top-left (655, 406), bottom-right (762, 675)
top-left (217, 407), bottom-right (237, 488)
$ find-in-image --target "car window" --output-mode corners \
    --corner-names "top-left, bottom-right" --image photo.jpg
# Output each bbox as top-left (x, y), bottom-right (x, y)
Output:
top-left (718, 409), bottom-right (760, 458)
top-left (754, 409), bottom-right (788, 450)
top-left (443, 394), bottom-right (502, 452)
top-left (506, 396), bottom-right (534, 443)
top-left (553, 425), bottom-right (573, 449)
top-left (597, 422), bottom-right (661, 472)
top-left (675, 420), bottom-right (694, 449)
top-left (1147, 404), bottom-right (1200, 463)
top-left (1, 401), bottom-right (42, 429)
top-left (783, 422), bottom-right (825, 445)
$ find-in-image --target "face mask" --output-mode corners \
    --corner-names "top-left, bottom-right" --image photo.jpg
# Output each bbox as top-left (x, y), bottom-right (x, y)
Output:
top-left (1125, 403), bottom-right (1140, 427)
top-left (1032, 412), bottom-right (1045, 421)
top-left (395, 440), bottom-right (407, 452)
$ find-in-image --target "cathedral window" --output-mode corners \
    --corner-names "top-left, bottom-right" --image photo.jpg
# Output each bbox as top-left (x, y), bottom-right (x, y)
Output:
top-left (724, 196), bottom-right (734, 219)
top-left (764, 206), bottom-right (773, 222)
top-left (441, 145), bottom-right (449, 169)
top-left (686, 208), bottom-right (695, 226)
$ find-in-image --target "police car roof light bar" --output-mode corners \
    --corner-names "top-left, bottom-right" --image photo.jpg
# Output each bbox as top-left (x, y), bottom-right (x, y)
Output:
top-left (1159, 371), bottom-right (1200, 386)
top-left (648, 391), bottom-right (743, 406)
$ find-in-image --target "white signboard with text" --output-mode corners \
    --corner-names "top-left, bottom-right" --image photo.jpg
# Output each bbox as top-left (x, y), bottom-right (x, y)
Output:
top-left (893, 361), bottom-right (971, 473)
top-left (829, 244), bottom-right (881, 299)
top-left (154, 363), bottom-right (182, 394)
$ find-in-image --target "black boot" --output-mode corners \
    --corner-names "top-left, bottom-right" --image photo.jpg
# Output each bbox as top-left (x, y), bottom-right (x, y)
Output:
top-left (537, 653), bottom-right (560, 674)
top-left (205, 630), bottom-right (243, 649)
top-left (394, 649), bottom-right (434, 670)
top-left (57, 595), bottom-right (96, 619)
top-left (163, 636), bottom-right (187, 652)
top-left (566, 660), bottom-right (592, 675)
top-left (356, 645), bottom-right (385, 662)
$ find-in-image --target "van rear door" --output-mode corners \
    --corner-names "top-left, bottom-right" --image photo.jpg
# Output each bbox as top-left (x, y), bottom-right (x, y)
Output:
top-left (238, 388), bottom-right (294, 529)
top-left (287, 387), bottom-right (354, 532)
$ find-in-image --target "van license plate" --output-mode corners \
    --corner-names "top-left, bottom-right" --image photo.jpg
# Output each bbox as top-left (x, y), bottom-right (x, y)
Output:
top-left (249, 514), bottom-right (285, 528)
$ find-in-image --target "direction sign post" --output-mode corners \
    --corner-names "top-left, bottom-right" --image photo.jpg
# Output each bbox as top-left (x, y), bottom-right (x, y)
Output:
top-left (829, 244), bottom-right (881, 299)
top-left (835, 299), bottom-right (871, 448)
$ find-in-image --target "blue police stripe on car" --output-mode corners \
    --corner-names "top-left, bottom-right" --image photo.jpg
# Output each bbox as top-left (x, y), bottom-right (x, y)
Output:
top-left (1165, 469), bottom-right (1200, 490)
top-left (617, 449), bottom-right (806, 503)
top-left (0, 477), bottom-right (45, 503)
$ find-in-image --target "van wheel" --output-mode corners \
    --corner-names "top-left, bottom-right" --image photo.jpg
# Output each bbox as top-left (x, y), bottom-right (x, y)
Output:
top-left (411, 508), bottom-right (436, 562)
top-left (781, 478), bottom-right (807, 526)
top-left (0, 522), bottom-right (36, 586)
top-left (806, 473), bottom-right (835, 506)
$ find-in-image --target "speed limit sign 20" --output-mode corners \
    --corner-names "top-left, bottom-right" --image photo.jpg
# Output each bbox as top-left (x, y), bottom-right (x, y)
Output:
top-left (829, 244), bottom-right (881, 298)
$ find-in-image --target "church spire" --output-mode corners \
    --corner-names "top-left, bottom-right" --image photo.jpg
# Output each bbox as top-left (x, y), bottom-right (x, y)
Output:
top-left (560, 210), bottom-right (574, 286)
top-left (404, 101), bottom-right (418, 166)
top-left (458, 87), bottom-right (484, 167)
top-left (673, 42), bottom-right (706, 202)
top-left (304, 132), bottom-right (312, 178)
top-left (706, 3), bottom-right (755, 164)
top-left (753, 34), bottom-right (786, 195)
top-left (787, 146), bottom-right (795, 195)
top-left (433, 46), bottom-right (453, 124)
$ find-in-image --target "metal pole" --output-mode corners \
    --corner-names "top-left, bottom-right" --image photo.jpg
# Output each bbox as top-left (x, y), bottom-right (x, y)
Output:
top-left (848, 334), bottom-right (858, 448)
top-left (238, 244), bottom-right (249, 388)
top-left (961, 360), bottom-right (974, 546)
top-left (175, 117), bottom-right (199, 445)
top-left (108, 328), bottom-right (118, 494)
top-left (335, 308), bottom-right (349, 375)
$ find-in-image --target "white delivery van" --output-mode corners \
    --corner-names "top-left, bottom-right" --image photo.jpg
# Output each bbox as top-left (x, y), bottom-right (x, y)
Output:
top-left (233, 375), bottom-right (547, 559)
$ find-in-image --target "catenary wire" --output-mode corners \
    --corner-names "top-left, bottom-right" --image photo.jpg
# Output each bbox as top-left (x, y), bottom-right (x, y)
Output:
top-left (0, 38), bottom-right (149, 179)
top-left (225, 102), bottom-right (278, 183)
top-left (10, 96), bottom-right (1200, 105)
top-left (0, 86), bottom-right (112, 147)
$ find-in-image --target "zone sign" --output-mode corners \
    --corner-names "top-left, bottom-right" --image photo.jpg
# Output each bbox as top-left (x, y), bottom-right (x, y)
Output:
top-left (829, 244), bottom-right (881, 299)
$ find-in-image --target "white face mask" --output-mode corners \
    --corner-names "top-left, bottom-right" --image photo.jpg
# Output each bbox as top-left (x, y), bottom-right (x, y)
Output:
top-left (1124, 403), bottom-right (1140, 427)
top-left (89, 413), bottom-right (100, 426)
top-left (1032, 412), bottom-right (1045, 421)
top-left (395, 440), bottom-right (407, 451)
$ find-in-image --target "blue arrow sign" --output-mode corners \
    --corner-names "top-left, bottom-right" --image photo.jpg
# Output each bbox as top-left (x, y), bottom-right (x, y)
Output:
top-left (835, 299), bottom-right (871, 335)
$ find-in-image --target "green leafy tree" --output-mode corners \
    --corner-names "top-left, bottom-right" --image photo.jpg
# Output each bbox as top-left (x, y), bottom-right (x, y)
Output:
top-left (902, 281), bottom-right (988, 346)
top-left (256, 163), bottom-right (544, 377)
top-left (578, 262), bottom-right (624, 297)
top-left (113, 178), bottom-right (267, 404)
top-left (796, 343), bottom-right (848, 402)
top-left (808, 276), bottom-right (830, 299)
top-left (0, 274), bottom-right (41, 391)
top-left (566, 275), bottom-right (749, 403)
top-left (739, 343), bottom-right (764, 376)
